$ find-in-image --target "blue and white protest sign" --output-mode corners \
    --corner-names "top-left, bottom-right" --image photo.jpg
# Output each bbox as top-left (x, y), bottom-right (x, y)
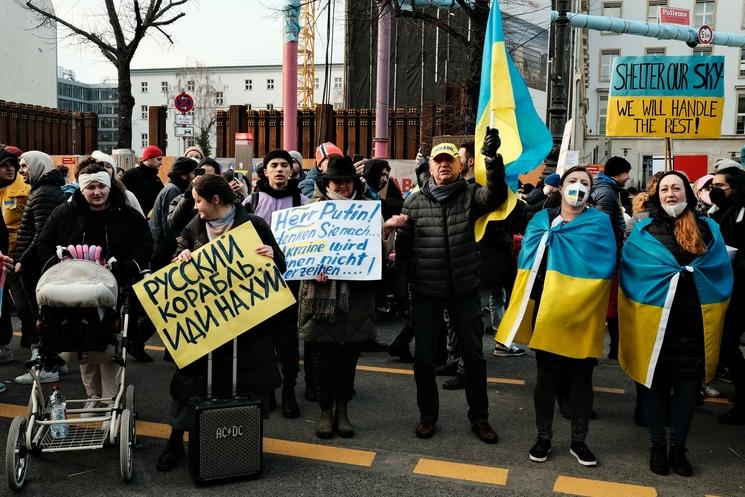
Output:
top-left (271, 200), bottom-right (382, 281)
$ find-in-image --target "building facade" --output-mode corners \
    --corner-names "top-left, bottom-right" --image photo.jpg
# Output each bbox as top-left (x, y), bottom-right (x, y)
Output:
top-left (580, 0), bottom-right (745, 186)
top-left (57, 68), bottom-right (119, 153)
top-left (130, 64), bottom-right (344, 157)
top-left (1, 0), bottom-right (57, 108)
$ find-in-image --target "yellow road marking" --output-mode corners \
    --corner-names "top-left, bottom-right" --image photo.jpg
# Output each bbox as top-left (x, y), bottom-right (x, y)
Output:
top-left (0, 402), bottom-right (375, 467)
top-left (356, 364), bottom-right (415, 375)
top-left (593, 387), bottom-right (625, 394)
top-left (487, 377), bottom-right (526, 386)
top-left (554, 476), bottom-right (657, 497)
top-left (145, 345), bottom-right (165, 352)
top-left (413, 458), bottom-right (508, 486)
top-left (703, 398), bottom-right (731, 405)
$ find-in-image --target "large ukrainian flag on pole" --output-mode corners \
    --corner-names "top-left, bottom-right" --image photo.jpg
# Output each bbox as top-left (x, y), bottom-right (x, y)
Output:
top-left (474, 0), bottom-right (553, 242)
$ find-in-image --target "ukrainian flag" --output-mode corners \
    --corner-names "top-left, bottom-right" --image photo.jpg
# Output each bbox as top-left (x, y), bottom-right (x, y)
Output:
top-left (619, 218), bottom-right (733, 387)
top-left (496, 208), bottom-right (616, 359)
top-left (474, 0), bottom-right (553, 242)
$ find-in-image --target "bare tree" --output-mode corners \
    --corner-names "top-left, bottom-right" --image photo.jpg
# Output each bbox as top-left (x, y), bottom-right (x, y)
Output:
top-left (175, 63), bottom-right (226, 157)
top-left (25, 0), bottom-right (190, 149)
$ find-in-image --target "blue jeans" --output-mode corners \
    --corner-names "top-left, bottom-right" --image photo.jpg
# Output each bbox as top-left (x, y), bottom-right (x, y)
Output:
top-left (643, 378), bottom-right (698, 447)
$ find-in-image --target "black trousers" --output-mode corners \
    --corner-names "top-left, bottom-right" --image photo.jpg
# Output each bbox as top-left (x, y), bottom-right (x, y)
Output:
top-left (311, 342), bottom-right (360, 410)
top-left (0, 286), bottom-right (12, 347)
top-left (274, 306), bottom-right (300, 388)
top-left (412, 291), bottom-right (488, 423)
top-left (534, 349), bottom-right (595, 442)
top-left (719, 304), bottom-right (745, 410)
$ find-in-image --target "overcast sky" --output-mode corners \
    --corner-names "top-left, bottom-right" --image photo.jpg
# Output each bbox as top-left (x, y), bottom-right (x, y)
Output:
top-left (53, 0), bottom-right (346, 83)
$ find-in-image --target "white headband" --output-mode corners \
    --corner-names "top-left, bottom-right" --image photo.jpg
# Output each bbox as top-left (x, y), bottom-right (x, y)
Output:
top-left (79, 171), bottom-right (111, 191)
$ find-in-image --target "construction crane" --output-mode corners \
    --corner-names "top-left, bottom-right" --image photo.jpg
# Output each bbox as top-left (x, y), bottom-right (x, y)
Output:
top-left (298, 0), bottom-right (316, 109)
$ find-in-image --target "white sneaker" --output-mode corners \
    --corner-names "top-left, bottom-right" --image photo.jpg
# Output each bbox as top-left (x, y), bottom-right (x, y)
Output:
top-left (702, 383), bottom-right (720, 398)
top-left (80, 395), bottom-right (101, 418)
top-left (14, 369), bottom-right (60, 385)
top-left (0, 346), bottom-right (13, 364)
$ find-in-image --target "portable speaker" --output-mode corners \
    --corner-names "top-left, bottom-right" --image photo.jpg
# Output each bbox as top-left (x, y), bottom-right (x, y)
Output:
top-left (190, 398), bottom-right (263, 483)
top-left (189, 339), bottom-right (263, 484)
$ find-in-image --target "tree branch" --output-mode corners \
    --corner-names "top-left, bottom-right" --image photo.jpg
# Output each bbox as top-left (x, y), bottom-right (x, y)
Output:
top-left (153, 25), bottom-right (174, 44)
top-left (151, 12), bottom-right (186, 27)
top-left (392, 3), bottom-right (475, 48)
top-left (25, 1), bottom-right (118, 60)
top-left (104, 0), bottom-right (126, 50)
top-left (454, 0), bottom-right (473, 17)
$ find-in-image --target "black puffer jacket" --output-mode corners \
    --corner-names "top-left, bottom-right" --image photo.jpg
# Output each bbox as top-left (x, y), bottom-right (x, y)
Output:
top-left (121, 164), bottom-right (164, 217)
top-left (395, 157), bottom-right (507, 298)
top-left (37, 187), bottom-right (153, 283)
top-left (12, 169), bottom-right (67, 270)
top-left (590, 172), bottom-right (626, 246)
top-left (172, 205), bottom-right (285, 400)
top-left (645, 214), bottom-right (712, 381)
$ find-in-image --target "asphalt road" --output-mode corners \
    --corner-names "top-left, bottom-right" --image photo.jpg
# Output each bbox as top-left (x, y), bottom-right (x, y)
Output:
top-left (0, 313), bottom-right (744, 497)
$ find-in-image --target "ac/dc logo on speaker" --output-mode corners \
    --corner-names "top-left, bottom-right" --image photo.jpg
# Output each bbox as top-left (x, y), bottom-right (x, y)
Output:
top-left (215, 425), bottom-right (245, 439)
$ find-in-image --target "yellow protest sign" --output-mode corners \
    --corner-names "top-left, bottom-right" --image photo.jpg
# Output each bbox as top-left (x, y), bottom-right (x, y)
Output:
top-left (606, 55), bottom-right (724, 138)
top-left (133, 222), bottom-right (296, 369)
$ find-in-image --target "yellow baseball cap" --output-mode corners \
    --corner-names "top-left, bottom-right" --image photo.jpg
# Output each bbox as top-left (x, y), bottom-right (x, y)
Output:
top-left (430, 142), bottom-right (459, 159)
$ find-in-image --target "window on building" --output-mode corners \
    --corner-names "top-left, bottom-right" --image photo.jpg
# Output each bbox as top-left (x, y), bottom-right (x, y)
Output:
top-left (598, 94), bottom-right (608, 135)
top-left (245, 79), bottom-right (253, 91)
top-left (645, 47), bottom-right (666, 55)
top-left (647, 1), bottom-right (667, 23)
top-left (333, 77), bottom-right (342, 89)
top-left (267, 104), bottom-right (274, 110)
top-left (314, 78), bottom-right (319, 89)
top-left (693, 45), bottom-right (712, 56)
top-left (141, 133), bottom-right (148, 148)
top-left (602, 2), bottom-right (621, 19)
top-left (599, 49), bottom-right (620, 82)
top-left (740, 48), bottom-right (745, 77)
top-left (141, 81), bottom-right (148, 93)
top-left (161, 81), bottom-right (168, 93)
top-left (737, 94), bottom-right (745, 134)
top-left (215, 92), bottom-right (224, 105)
top-left (141, 105), bottom-right (148, 120)
top-left (267, 79), bottom-right (274, 90)
top-left (187, 80), bottom-right (195, 92)
top-left (694, 0), bottom-right (715, 27)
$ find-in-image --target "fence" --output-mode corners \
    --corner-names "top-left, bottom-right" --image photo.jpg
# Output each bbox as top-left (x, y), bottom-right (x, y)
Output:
top-left (0, 100), bottom-right (98, 154)
top-left (214, 104), bottom-right (447, 160)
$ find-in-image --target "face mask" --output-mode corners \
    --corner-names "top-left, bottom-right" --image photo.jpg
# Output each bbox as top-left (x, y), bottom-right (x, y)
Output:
top-left (563, 182), bottom-right (589, 207)
top-left (698, 190), bottom-right (711, 206)
top-left (709, 186), bottom-right (727, 207)
top-left (661, 202), bottom-right (687, 218)
top-left (543, 185), bottom-right (554, 196)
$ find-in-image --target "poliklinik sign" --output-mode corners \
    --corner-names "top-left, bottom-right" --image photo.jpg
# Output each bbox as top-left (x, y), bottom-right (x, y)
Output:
top-left (605, 55), bottom-right (724, 139)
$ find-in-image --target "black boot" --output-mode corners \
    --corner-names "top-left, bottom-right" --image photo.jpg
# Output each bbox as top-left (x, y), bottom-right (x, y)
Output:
top-left (316, 409), bottom-right (334, 439)
top-left (156, 429), bottom-right (185, 472)
top-left (334, 401), bottom-right (354, 438)
top-left (668, 445), bottom-right (692, 476)
top-left (128, 341), bottom-right (153, 363)
top-left (282, 385), bottom-right (300, 419)
top-left (649, 443), bottom-right (668, 475)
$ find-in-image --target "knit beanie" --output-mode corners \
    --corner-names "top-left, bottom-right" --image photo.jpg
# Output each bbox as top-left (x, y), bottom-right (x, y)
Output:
top-left (315, 142), bottom-right (343, 167)
top-left (544, 173), bottom-right (561, 187)
top-left (169, 156), bottom-right (198, 176)
top-left (199, 157), bottom-right (222, 174)
top-left (288, 150), bottom-right (304, 167)
top-left (263, 149), bottom-right (293, 168)
top-left (184, 145), bottom-right (204, 159)
top-left (141, 145), bottom-right (164, 162)
top-left (604, 156), bottom-right (631, 177)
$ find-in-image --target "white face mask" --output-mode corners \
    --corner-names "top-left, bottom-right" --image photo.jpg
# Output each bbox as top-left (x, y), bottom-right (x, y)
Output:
top-left (662, 202), bottom-right (687, 218)
top-left (563, 182), bottom-right (589, 207)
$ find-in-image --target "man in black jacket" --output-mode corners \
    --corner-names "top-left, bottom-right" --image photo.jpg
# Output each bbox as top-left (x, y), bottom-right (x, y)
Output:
top-left (122, 145), bottom-right (165, 217)
top-left (395, 129), bottom-right (507, 443)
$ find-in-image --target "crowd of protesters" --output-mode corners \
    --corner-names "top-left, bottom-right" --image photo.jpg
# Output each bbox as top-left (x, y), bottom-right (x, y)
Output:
top-left (0, 131), bottom-right (743, 478)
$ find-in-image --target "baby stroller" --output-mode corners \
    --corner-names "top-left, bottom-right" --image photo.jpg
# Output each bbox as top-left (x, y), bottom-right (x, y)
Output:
top-left (5, 255), bottom-right (136, 490)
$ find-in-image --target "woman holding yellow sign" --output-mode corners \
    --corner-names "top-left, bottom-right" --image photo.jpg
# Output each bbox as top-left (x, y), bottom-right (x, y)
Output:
top-left (156, 173), bottom-right (285, 472)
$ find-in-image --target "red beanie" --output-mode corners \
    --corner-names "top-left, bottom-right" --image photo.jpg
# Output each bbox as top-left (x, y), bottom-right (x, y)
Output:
top-left (141, 145), bottom-right (164, 162)
top-left (315, 142), bottom-right (342, 167)
top-left (3, 146), bottom-right (23, 158)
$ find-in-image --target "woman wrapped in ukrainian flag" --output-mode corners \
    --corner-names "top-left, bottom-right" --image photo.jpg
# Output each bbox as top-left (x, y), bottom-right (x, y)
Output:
top-left (619, 171), bottom-right (733, 478)
top-left (496, 166), bottom-right (616, 467)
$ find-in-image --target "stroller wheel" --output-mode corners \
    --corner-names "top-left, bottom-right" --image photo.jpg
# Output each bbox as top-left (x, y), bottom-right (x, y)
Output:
top-left (124, 384), bottom-right (135, 417)
top-left (5, 416), bottom-right (29, 491)
top-left (119, 409), bottom-right (134, 482)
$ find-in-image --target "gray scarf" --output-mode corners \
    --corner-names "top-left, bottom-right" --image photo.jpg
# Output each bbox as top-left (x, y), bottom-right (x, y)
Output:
top-left (205, 205), bottom-right (236, 241)
top-left (428, 177), bottom-right (462, 202)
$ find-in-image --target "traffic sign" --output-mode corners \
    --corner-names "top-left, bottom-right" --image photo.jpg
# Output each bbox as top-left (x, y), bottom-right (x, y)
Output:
top-left (175, 114), bottom-right (194, 125)
top-left (174, 126), bottom-right (194, 137)
top-left (698, 24), bottom-right (713, 45)
top-left (658, 7), bottom-right (690, 26)
top-left (174, 92), bottom-right (194, 113)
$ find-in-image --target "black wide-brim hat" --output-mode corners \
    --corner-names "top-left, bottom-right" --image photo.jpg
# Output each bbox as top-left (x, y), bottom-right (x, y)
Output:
top-left (323, 155), bottom-right (358, 180)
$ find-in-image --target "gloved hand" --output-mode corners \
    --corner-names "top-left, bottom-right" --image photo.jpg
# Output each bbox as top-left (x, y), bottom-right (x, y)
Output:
top-left (481, 126), bottom-right (501, 161)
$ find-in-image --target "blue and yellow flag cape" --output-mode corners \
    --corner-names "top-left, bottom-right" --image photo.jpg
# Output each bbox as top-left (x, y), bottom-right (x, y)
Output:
top-left (496, 208), bottom-right (616, 358)
top-left (473, 0), bottom-right (552, 242)
top-left (619, 217), bottom-right (733, 387)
